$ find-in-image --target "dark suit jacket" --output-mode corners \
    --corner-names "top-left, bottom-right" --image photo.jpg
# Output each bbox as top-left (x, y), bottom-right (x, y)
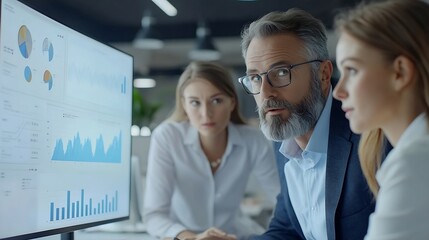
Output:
top-left (254, 98), bottom-right (375, 240)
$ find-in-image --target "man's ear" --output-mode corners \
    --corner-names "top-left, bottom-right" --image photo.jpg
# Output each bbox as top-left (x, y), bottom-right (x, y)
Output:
top-left (391, 55), bottom-right (415, 92)
top-left (319, 60), bottom-right (333, 94)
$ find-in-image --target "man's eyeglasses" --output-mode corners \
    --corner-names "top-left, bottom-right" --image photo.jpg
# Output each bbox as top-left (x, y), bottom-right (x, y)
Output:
top-left (238, 59), bottom-right (323, 95)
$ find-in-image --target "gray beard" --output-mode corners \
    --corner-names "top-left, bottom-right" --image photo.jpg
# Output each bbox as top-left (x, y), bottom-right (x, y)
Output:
top-left (258, 79), bottom-right (326, 141)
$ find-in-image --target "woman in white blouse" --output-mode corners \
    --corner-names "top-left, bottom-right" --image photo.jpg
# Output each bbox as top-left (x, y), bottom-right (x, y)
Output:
top-left (333, 0), bottom-right (429, 239)
top-left (143, 61), bottom-right (280, 240)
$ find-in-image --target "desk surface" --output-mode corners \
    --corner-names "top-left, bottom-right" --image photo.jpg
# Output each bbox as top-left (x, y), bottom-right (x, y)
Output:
top-left (36, 231), bottom-right (157, 240)
top-left (75, 231), bottom-right (157, 240)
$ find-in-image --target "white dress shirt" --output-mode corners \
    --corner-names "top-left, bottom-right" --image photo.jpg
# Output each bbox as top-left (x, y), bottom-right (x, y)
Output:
top-left (365, 113), bottom-right (429, 240)
top-left (143, 121), bottom-right (280, 239)
top-left (280, 89), bottom-right (333, 240)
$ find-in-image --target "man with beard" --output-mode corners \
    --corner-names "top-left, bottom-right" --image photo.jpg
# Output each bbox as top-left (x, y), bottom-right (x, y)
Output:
top-left (238, 9), bottom-right (376, 240)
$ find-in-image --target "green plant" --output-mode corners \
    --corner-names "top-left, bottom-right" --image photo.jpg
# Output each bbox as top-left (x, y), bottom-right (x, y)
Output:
top-left (132, 89), bottom-right (162, 128)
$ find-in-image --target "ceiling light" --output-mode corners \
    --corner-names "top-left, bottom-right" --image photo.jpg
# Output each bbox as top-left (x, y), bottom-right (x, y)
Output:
top-left (133, 15), bottom-right (164, 49)
top-left (133, 78), bottom-right (156, 88)
top-left (189, 23), bottom-right (220, 61)
top-left (140, 126), bottom-right (152, 136)
top-left (152, 0), bottom-right (177, 16)
top-left (131, 125), bottom-right (141, 136)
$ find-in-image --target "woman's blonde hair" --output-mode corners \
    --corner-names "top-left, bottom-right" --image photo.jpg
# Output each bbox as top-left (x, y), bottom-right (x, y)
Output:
top-left (167, 61), bottom-right (246, 124)
top-left (335, 0), bottom-right (429, 196)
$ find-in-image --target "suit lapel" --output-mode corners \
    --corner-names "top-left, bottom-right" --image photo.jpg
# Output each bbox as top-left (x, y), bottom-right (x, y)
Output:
top-left (283, 174), bottom-right (305, 237)
top-left (325, 99), bottom-right (353, 240)
top-left (274, 141), bottom-right (305, 238)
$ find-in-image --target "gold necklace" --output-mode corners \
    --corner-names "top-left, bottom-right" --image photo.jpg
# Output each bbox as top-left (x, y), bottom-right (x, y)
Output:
top-left (210, 158), bottom-right (222, 168)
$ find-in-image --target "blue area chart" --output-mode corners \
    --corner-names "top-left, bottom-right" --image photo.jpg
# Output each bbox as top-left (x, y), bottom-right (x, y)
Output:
top-left (51, 132), bottom-right (122, 163)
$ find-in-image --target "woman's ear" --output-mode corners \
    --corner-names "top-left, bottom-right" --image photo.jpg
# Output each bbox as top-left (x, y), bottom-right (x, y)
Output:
top-left (230, 97), bottom-right (236, 112)
top-left (392, 55), bottom-right (416, 91)
top-left (181, 97), bottom-right (187, 112)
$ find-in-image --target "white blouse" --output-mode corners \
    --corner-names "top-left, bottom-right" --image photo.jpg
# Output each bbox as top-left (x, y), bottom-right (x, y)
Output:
top-left (365, 113), bottom-right (429, 239)
top-left (143, 121), bottom-right (280, 239)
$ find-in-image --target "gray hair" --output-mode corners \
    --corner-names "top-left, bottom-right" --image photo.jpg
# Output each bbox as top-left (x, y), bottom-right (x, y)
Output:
top-left (241, 9), bottom-right (329, 62)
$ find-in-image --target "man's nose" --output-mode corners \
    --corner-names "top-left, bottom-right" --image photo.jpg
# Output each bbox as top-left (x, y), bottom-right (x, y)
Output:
top-left (259, 75), bottom-right (277, 99)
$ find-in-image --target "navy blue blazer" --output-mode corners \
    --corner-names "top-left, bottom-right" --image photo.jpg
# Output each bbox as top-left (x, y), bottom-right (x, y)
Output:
top-left (254, 98), bottom-right (375, 240)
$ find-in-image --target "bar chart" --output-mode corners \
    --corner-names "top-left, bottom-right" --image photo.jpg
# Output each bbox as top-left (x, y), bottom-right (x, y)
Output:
top-left (49, 189), bottom-right (119, 221)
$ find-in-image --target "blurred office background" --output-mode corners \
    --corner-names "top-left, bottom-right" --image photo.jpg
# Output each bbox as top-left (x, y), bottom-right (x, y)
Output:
top-left (20, 0), bottom-right (359, 128)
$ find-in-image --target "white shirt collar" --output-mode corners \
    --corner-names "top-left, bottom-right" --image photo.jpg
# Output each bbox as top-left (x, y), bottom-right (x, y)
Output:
top-left (281, 87), bottom-right (333, 160)
top-left (183, 122), bottom-right (245, 148)
top-left (396, 113), bottom-right (428, 148)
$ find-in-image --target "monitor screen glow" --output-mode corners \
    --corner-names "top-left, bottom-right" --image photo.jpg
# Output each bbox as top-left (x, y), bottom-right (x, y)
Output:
top-left (0, 0), bottom-right (133, 239)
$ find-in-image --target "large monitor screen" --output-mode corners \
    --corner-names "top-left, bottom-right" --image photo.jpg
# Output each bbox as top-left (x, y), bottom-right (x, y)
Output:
top-left (0, 0), bottom-right (133, 239)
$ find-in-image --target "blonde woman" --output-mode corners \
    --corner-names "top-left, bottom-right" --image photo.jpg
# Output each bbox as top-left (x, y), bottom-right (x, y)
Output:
top-left (334, 0), bottom-right (429, 239)
top-left (143, 61), bottom-right (280, 240)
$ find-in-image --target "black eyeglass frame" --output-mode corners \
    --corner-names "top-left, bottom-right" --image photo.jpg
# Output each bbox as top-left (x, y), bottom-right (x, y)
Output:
top-left (238, 59), bottom-right (323, 95)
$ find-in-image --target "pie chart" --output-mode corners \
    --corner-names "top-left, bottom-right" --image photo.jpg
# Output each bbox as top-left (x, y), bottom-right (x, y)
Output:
top-left (24, 66), bottom-right (32, 82)
top-left (43, 70), bottom-right (53, 90)
top-left (18, 25), bottom-right (32, 59)
top-left (43, 38), bottom-right (54, 62)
